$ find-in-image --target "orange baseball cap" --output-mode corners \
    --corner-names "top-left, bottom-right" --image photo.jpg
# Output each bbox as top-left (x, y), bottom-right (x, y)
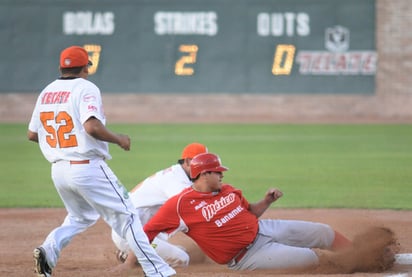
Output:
top-left (181, 142), bottom-right (208, 159)
top-left (60, 46), bottom-right (92, 68)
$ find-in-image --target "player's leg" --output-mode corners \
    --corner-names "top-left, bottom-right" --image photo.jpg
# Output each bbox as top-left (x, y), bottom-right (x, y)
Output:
top-left (111, 229), bottom-right (130, 262)
top-left (86, 160), bottom-right (175, 276)
top-left (122, 217), bottom-right (176, 276)
top-left (258, 219), bottom-right (341, 249)
top-left (152, 236), bottom-right (190, 267)
top-left (228, 234), bottom-right (318, 270)
top-left (34, 161), bottom-right (100, 272)
top-left (109, 207), bottom-right (154, 264)
top-left (112, 228), bottom-right (189, 267)
top-left (227, 219), bottom-right (349, 270)
top-left (40, 211), bottom-right (99, 267)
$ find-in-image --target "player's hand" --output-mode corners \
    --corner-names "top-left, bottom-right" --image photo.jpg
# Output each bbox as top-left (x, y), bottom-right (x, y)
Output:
top-left (265, 188), bottom-right (283, 204)
top-left (117, 134), bottom-right (131, 151)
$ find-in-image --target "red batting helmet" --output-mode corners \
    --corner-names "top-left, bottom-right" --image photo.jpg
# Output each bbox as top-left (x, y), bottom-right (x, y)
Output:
top-left (190, 153), bottom-right (228, 179)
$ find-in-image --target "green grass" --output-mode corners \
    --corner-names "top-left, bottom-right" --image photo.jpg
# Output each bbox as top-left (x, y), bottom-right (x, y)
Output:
top-left (1, 123), bottom-right (411, 209)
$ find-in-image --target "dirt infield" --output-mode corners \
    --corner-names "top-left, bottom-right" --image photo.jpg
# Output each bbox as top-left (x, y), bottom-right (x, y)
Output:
top-left (1, 208), bottom-right (411, 277)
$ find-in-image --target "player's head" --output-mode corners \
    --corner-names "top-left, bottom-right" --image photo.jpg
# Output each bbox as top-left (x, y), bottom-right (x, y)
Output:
top-left (59, 45), bottom-right (93, 73)
top-left (178, 142), bottom-right (208, 164)
top-left (190, 153), bottom-right (228, 179)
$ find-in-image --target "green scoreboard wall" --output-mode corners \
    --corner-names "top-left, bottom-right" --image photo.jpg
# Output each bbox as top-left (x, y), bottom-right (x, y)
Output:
top-left (0, 0), bottom-right (376, 94)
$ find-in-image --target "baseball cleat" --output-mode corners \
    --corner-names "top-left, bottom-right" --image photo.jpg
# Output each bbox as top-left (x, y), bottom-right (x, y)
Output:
top-left (33, 247), bottom-right (52, 277)
top-left (115, 249), bottom-right (128, 263)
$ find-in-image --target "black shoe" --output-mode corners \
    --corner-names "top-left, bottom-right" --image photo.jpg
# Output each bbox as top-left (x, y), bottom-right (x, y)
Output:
top-left (33, 247), bottom-right (52, 277)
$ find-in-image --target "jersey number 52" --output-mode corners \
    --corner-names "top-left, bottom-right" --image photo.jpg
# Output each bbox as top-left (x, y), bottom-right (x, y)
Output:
top-left (40, 111), bottom-right (78, 148)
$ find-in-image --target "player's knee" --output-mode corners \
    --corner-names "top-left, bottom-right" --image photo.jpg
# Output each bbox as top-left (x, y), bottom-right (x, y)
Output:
top-left (313, 223), bottom-right (336, 249)
top-left (65, 214), bottom-right (98, 228)
top-left (157, 243), bottom-right (190, 267)
top-left (178, 250), bottom-right (190, 267)
top-left (166, 251), bottom-right (190, 267)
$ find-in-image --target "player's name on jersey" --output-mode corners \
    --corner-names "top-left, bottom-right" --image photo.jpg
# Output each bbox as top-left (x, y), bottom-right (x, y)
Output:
top-left (41, 91), bottom-right (71, 105)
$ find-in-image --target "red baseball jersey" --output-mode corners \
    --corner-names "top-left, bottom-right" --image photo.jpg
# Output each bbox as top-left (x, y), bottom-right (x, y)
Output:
top-left (144, 184), bottom-right (259, 264)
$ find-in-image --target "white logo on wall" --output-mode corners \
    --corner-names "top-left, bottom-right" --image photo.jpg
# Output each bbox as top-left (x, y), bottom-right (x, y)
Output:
top-left (63, 11), bottom-right (115, 35)
top-left (325, 25), bottom-right (349, 52)
top-left (295, 25), bottom-right (377, 75)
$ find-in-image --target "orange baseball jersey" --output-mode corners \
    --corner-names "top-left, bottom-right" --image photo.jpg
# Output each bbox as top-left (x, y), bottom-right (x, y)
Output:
top-left (144, 184), bottom-right (259, 264)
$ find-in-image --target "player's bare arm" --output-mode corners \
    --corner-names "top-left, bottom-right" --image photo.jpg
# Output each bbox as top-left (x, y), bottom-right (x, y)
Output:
top-left (27, 130), bottom-right (39, 143)
top-left (248, 188), bottom-right (283, 217)
top-left (83, 117), bottom-right (131, 151)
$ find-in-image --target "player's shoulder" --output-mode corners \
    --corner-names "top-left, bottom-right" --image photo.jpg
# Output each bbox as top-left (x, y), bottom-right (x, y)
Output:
top-left (221, 184), bottom-right (244, 196)
top-left (159, 164), bottom-right (181, 175)
top-left (178, 186), bottom-right (193, 195)
top-left (174, 186), bottom-right (195, 200)
top-left (161, 189), bottom-right (189, 207)
top-left (156, 164), bottom-right (187, 182)
top-left (58, 77), bottom-right (99, 92)
top-left (221, 183), bottom-right (236, 191)
top-left (78, 78), bottom-right (100, 91)
top-left (143, 164), bottom-right (180, 182)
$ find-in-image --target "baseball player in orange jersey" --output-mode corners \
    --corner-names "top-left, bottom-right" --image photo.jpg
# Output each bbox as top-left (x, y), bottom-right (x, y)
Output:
top-left (28, 45), bottom-right (175, 277)
top-left (143, 153), bottom-right (353, 271)
top-left (111, 142), bottom-right (208, 268)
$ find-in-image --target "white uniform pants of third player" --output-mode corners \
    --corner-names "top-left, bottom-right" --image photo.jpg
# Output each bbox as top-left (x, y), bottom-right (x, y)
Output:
top-left (112, 207), bottom-right (190, 267)
top-left (228, 219), bottom-right (334, 270)
top-left (39, 159), bottom-right (175, 277)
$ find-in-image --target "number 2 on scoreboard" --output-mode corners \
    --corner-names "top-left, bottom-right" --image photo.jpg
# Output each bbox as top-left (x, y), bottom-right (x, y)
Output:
top-left (175, 44), bottom-right (198, 76)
